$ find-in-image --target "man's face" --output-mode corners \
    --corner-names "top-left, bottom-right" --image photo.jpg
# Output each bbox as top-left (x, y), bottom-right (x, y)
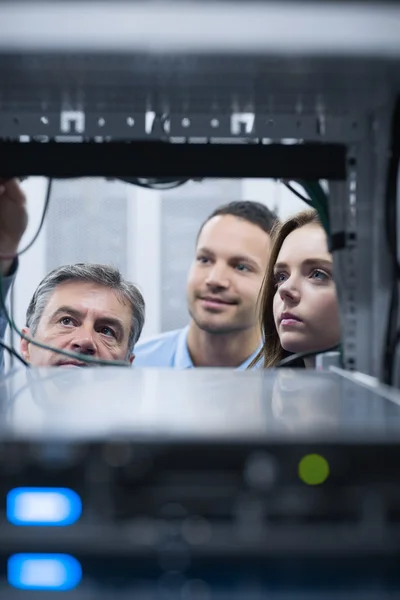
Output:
top-left (20, 281), bottom-right (134, 366)
top-left (187, 215), bottom-right (271, 334)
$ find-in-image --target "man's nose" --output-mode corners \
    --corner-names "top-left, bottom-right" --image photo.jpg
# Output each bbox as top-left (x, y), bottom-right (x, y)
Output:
top-left (205, 263), bottom-right (230, 288)
top-left (69, 328), bottom-right (97, 355)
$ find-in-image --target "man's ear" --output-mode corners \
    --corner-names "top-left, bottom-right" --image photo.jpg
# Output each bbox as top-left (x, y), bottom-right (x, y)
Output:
top-left (20, 327), bottom-right (31, 363)
top-left (129, 353), bottom-right (135, 365)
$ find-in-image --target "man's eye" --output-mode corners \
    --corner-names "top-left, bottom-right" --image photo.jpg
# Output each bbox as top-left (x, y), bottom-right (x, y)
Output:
top-left (236, 263), bottom-right (250, 272)
top-left (100, 327), bottom-right (116, 337)
top-left (197, 256), bottom-right (209, 264)
top-left (60, 317), bottom-right (74, 326)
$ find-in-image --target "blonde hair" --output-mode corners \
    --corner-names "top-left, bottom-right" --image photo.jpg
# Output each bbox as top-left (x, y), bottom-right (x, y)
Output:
top-left (251, 209), bottom-right (321, 368)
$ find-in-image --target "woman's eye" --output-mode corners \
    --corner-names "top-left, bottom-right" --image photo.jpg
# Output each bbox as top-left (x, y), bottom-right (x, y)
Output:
top-left (311, 269), bottom-right (329, 281)
top-left (274, 272), bottom-right (287, 285)
top-left (275, 272), bottom-right (286, 281)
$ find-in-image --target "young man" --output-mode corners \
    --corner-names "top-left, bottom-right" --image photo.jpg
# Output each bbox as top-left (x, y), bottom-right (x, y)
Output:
top-left (134, 201), bottom-right (277, 369)
top-left (0, 179), bottom-right (145, 369)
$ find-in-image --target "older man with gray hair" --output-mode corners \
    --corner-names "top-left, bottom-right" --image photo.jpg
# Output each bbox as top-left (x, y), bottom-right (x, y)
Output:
top-left (0, 178), bottom-right (145, 368)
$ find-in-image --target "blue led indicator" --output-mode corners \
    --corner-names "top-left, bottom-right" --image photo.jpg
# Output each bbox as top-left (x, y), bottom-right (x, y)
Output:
top-left (7, 487), bottom-right (82, 526)
top-left (8, 554), bottom-right (82, 591)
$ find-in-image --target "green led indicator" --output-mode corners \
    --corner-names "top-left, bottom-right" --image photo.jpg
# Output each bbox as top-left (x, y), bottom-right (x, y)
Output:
top-left (298, 453), bottom-right (330, 485)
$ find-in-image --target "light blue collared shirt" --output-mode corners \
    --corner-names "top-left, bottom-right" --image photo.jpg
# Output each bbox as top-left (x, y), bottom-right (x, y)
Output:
top-left (134, 325), bottom-right (262, 370)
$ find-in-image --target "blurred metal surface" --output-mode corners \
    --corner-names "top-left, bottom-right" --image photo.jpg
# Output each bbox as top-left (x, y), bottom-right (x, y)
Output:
top-left (0, 2), bottom-right (399, 56)
top-left (0, 366), bottom-right (399, 441)
top-left (1, 368), bottom-right (400, 596)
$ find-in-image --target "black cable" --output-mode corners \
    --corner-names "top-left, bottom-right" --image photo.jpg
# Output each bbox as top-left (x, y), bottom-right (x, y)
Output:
top-left (0, 340), bottom-right (29, 368)
top-left (0, 280), bottom-right (129, 367)
top-left (282, 179), bottom-right (330, 238)
top-left (0, 178), bottom-right (129, 367)
top-left (1, 175), bottom-right (188, 259)
top-left (282, 181), bottom-right (312, 206)
top-left (384, 276), bottom-right (399, 384)
top-left (9, 277), bottom-right (16, 368)
top-left (0, 178), bottom-right (52, 260)
top-left (0, 179), bottom-right (52, 368)
top-left (382, 97), bottom-right (400, 385)
top-left (276, 345), bottom-right (341, 369)
top-left (117, 177), bottom-right (190, 190)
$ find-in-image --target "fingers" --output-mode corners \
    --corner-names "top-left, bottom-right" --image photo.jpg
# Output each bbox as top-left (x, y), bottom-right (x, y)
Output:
top-left (0, 178), bottom-right (26, 204)
top-left (0, 176), bottom-right (10, 194)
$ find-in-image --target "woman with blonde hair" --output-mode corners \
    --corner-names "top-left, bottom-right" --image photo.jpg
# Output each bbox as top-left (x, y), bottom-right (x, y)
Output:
top-left (252, 209), bottom-right (341, 368)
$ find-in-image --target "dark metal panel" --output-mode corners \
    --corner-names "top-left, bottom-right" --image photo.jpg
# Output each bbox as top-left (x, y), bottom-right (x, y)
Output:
top-left (0, 141), bottom-right (346, 179)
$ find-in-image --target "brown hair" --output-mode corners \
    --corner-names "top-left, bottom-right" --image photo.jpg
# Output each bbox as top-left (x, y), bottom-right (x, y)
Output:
top-left (251, 209), bottom-right (321, 368)
top-left (197, 201), bottom-right (278, 241)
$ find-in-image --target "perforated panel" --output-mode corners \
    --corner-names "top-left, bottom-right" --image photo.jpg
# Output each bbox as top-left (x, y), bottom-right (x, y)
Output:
top-left (45, 178), bottom-right (129, 275)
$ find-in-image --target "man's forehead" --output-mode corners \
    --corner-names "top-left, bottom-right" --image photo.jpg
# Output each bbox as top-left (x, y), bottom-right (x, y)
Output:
top-left (42, 280), bottom-right (130, 317)
top-left (197, 215), bottom-right (270, 255)
top-left (200, 213), bottom-right (258, 235)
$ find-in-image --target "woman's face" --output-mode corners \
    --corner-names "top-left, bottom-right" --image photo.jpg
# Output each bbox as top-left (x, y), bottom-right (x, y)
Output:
top-left (272, 223), bottom-right (340, 354)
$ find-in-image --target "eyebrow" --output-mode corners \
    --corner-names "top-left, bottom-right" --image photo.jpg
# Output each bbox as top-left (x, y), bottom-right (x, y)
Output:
top-left (197, 247), bottom-right (261, 269)
top-left (50, 306), bottom-right (125, 337)
top-left (274, 258), bottom-right (333, 271)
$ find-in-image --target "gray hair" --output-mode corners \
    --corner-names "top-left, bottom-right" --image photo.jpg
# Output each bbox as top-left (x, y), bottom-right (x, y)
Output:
top-left (26, 263), bottom-right (145, 356)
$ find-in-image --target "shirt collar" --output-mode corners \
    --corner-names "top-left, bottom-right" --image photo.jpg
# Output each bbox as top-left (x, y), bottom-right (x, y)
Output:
top-left (174, 326), bottom-right (194, 369)
top-left (237, 346), bottom-right (263, 370)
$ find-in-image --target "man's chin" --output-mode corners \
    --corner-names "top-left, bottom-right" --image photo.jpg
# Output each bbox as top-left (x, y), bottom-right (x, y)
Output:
top-left (189, 306), bottom-right (244, 335)
top-left (193, 317), bottom-right (239, 335)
